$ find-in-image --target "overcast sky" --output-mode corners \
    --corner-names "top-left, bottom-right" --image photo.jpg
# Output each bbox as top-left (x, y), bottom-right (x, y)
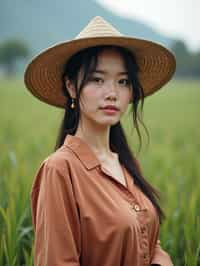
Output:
top-left (96, 0), bottom-right (200, 51)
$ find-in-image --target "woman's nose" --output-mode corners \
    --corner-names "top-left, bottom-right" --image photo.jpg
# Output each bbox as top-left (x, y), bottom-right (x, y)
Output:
top-left (106, 94), bottom-right (117, 101)
top-left (105, 82), bottom-right (117, 101)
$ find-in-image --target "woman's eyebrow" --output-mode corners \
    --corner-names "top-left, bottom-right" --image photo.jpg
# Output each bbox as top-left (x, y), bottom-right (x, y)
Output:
top-left (92, 70), bottom-right (128, 75)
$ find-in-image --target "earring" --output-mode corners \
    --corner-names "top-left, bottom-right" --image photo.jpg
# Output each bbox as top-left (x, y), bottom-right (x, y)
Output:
top-left (70, 98), bottom-right (75, 109)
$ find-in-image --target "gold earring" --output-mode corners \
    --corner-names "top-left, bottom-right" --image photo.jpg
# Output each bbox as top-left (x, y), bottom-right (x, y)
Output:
top-left (70, 98), bottom-right (75, 109)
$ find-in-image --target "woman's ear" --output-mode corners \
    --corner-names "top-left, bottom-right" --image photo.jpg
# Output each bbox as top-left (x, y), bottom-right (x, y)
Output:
top-left (65, 77), bottom-right (76, 98)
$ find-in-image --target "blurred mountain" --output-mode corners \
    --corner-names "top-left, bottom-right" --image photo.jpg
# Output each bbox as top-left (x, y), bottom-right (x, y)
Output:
top-left (1, 0), bottom-right (173, 58)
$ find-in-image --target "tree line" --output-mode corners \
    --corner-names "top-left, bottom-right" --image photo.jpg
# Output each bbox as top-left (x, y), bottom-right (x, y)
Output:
top-left (171, 40), bottom-right (200, 78)
top-left (0, 38), bottom-right (199, 78)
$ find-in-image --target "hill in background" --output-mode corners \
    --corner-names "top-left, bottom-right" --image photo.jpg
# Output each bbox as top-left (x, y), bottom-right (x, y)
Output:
top-left (1, 0), bottom-right (173, 57)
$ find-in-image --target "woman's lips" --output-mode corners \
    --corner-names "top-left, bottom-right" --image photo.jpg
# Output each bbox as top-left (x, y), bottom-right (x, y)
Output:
top-left (100, 105), bottom-right (119, 111)
top-left (100, 107), bottom-right (119, 115)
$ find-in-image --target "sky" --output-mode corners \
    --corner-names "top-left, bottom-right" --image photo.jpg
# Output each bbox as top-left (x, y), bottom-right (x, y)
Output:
top-left (96, 0), bottom-right (200, 51)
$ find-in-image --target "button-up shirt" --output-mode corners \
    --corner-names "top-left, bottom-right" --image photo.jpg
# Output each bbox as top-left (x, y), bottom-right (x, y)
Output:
top-left (31, 134), bottom-right (173, 266)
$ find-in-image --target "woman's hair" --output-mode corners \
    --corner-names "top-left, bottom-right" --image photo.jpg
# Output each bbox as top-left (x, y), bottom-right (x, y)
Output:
top-left (54, 45), bottom-right (165, 223)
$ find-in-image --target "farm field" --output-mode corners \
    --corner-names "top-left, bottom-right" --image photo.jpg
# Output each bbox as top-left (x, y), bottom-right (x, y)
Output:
top-left (0, 79), bottom-right (199, 265)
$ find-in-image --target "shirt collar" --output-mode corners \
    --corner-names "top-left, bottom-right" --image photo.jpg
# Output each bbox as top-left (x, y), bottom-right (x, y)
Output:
top-left (63, 134), bottom-right (101, 170)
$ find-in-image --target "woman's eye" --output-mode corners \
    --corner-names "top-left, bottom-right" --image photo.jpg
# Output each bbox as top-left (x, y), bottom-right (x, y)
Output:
top-left (89, 77), bottom-right (103, 84)
top-left (119, 79), bottom-right (130, 86)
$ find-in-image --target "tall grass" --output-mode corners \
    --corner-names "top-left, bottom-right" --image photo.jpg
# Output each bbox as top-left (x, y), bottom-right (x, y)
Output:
top-left (0, 79), bottom-right (199, 265)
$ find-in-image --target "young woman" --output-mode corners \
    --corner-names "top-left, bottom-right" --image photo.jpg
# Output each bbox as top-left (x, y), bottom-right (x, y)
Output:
top-left (25, 16), bottom-right (176, 266)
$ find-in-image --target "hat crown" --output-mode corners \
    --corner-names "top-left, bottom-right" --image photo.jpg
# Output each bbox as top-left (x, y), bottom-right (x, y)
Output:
top-left (75, 16), bottom-right (123, 39)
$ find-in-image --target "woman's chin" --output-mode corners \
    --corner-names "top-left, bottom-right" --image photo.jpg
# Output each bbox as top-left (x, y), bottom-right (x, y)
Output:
top-left (97, 118), bottom-right (120, 126)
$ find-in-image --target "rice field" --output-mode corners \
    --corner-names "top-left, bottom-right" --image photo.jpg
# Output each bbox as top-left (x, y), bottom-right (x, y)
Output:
top-left (0, 78), bottom-right (199, 265)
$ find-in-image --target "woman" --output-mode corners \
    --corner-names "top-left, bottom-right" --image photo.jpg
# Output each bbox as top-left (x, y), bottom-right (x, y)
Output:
top-left (25, 16), bottom-right (175, 266)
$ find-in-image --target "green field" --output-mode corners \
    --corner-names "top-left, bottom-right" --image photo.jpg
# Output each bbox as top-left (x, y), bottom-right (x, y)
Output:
top-left (0, 79), bottom-right (199, 265)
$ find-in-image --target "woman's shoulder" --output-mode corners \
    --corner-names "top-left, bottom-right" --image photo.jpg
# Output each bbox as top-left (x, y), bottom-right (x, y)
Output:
top-left (38, 144), bottom-right (79, 172)
top-left (31, 145), bottom-right (79, 192)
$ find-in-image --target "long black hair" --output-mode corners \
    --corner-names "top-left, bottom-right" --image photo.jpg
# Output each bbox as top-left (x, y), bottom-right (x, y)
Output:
top-left (54, 45), bottom-right (165, 223)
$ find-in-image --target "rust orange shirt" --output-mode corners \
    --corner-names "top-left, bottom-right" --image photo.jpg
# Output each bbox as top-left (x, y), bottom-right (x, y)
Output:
top-left (31, 134), bottom-right (173, 266)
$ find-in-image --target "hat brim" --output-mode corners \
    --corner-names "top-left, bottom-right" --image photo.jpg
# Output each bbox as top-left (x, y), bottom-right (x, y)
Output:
top-left (24, 36), bottom-right (176, 108)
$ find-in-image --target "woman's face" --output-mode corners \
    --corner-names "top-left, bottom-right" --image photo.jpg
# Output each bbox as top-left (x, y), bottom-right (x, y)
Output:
top-left (68, 48), bottom-right (133, 128)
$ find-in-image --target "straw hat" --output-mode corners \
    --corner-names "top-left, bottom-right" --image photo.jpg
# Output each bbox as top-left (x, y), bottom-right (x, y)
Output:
top-left (24, 16), bottom-right (176, 108)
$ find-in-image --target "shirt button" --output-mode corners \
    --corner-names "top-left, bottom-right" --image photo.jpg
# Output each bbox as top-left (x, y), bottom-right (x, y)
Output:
top-left (143, 253), bottom-right (148, 259)
top-left (141, 226), bottom-right (146, 234)
top-left (134, 204), bottom-right (140, 211)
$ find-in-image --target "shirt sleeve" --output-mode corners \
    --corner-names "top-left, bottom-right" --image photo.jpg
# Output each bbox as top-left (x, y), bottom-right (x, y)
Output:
top-left (151, 239), bottom-right (173, 266)
top-left (31, 160), bottom-right (81, 266)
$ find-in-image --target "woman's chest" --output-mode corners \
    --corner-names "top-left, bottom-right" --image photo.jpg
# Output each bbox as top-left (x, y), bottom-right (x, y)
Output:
top-left (100, 159), bottom-right (128, 188)
top-left (70, 163), bottom-right (158, 232)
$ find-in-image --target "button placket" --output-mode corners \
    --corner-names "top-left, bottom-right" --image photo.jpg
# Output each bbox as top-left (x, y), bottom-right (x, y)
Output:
top-left (140, 225), bottom-right (147, 235)
top-left (136, 211), bottom-right (150, 265)
top-left (99, 163), bottom-right (151, 264)
top-left (140, 247), bottom-right (150, 265)
top-left (141, 236), bottom-right (149, 264)
top-left (141, 237), bottom-right (149, 248)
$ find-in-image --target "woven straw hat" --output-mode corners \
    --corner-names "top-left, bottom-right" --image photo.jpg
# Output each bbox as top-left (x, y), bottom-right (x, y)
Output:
top-left (24, 16), bottom-right (176, 108)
